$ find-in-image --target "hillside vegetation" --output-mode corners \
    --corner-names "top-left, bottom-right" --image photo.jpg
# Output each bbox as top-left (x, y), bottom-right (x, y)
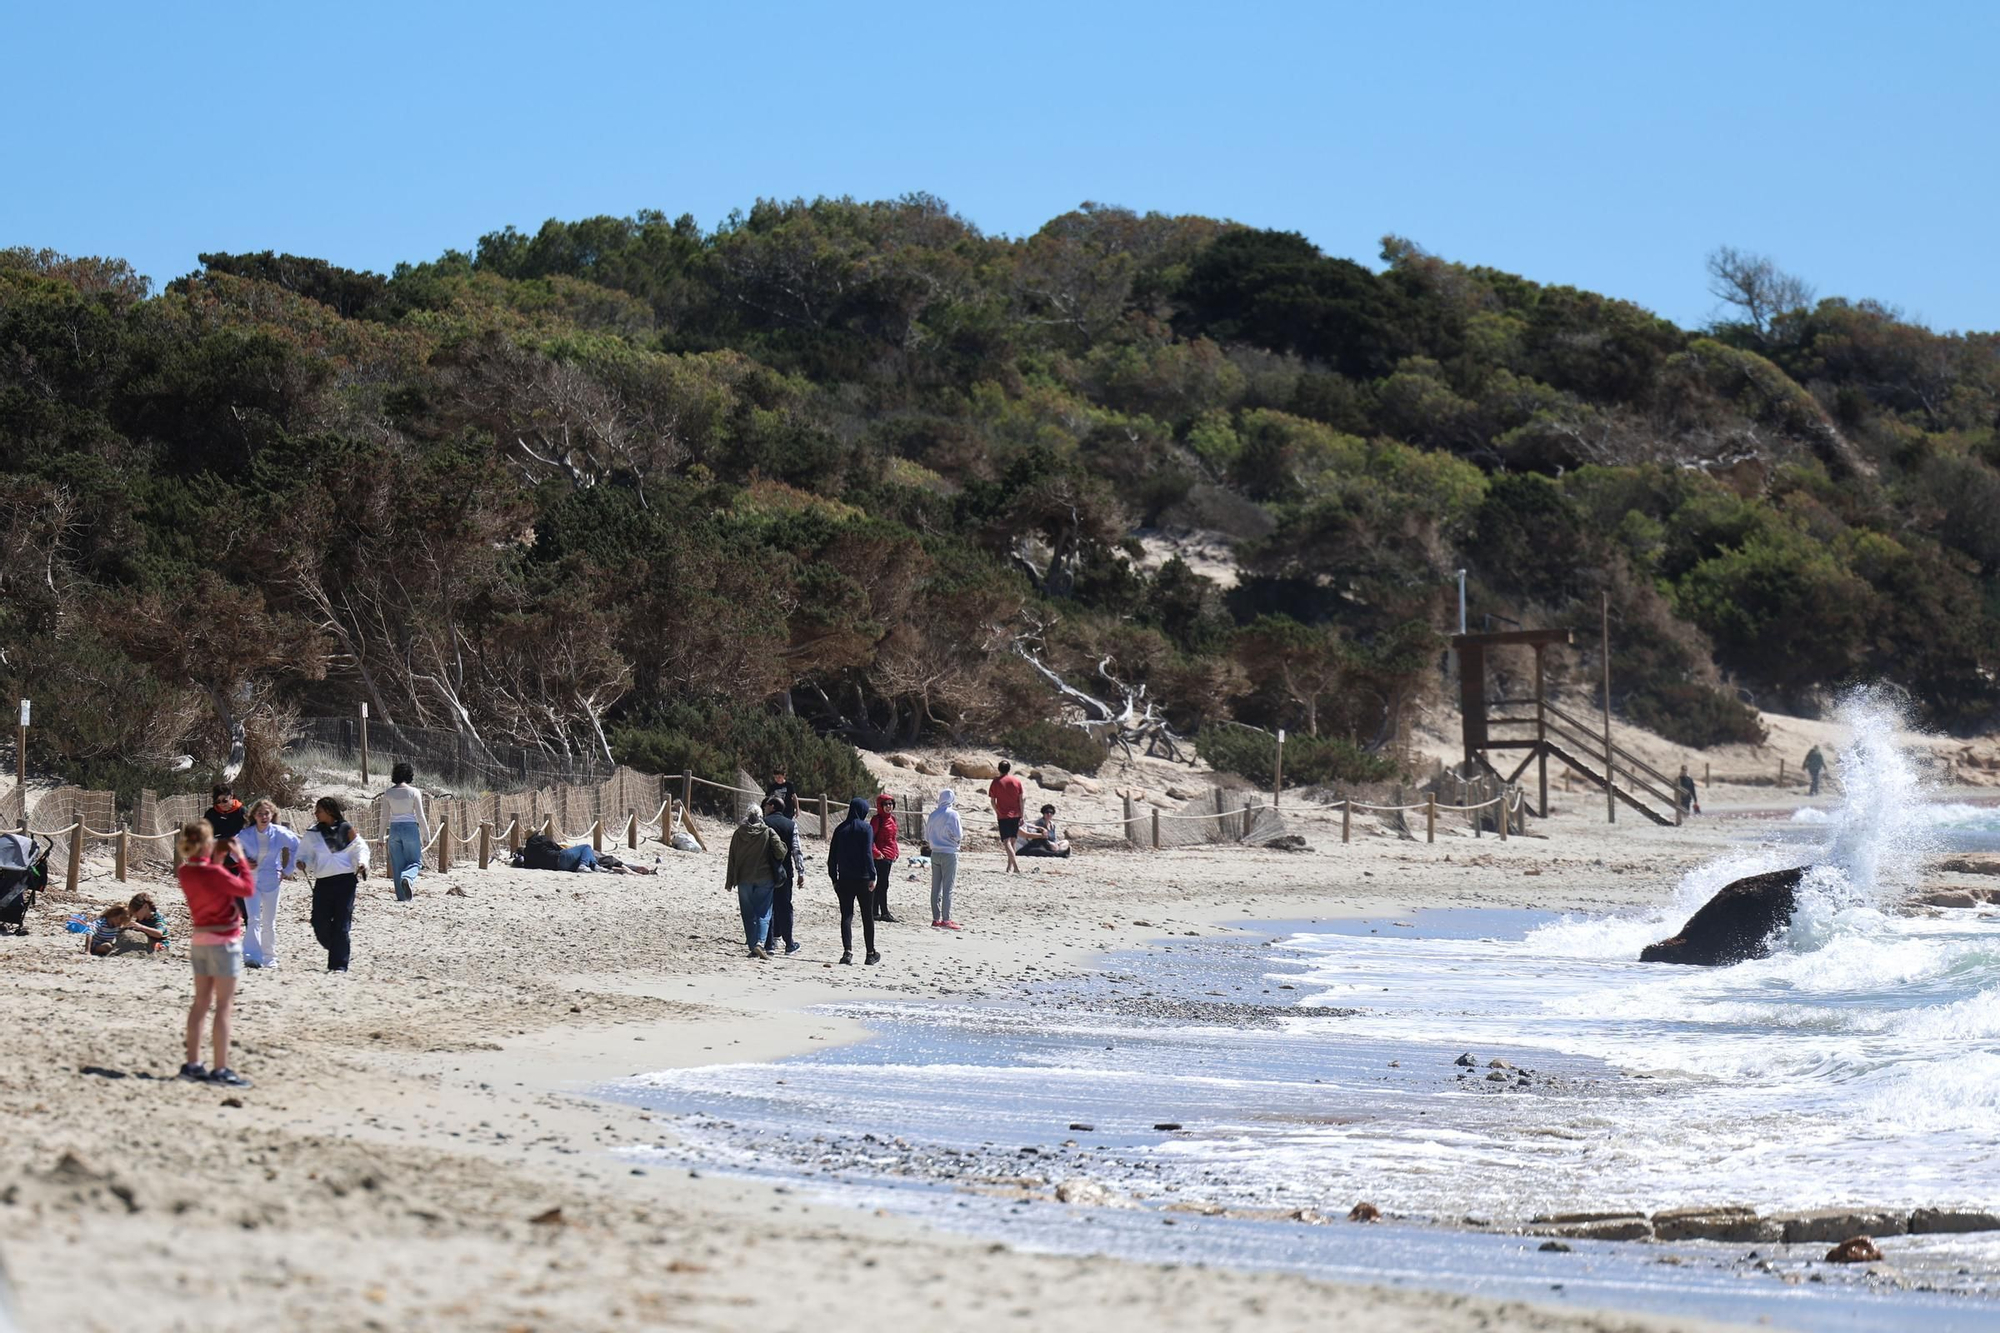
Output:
top-left (3, 200), bottom-right (1997, 798)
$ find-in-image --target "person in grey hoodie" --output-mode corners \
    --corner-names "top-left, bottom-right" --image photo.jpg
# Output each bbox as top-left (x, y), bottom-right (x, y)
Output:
top-left (928, 788), bottom-right (963, 929)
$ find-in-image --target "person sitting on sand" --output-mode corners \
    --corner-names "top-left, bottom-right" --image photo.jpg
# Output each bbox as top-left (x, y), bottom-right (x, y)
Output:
top-left (86, 903), bottom-right (131, 956)
top-left (124, 893), bottom-right (168, 950)
top-left (1017, 804), bottom-right (1071, 858)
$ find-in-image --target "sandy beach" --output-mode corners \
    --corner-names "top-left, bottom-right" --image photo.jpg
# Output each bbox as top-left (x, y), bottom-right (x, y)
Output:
top-left (5, 746), bottom-right (1987, 1333)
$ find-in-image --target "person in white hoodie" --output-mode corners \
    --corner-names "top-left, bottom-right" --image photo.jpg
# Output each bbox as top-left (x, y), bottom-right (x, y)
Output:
top-left (379, 762), bottom-right (431, 901)
top-left (296, 796), bottom-right (370, 972)
top-left (928, 788), bottom-right (963, 930)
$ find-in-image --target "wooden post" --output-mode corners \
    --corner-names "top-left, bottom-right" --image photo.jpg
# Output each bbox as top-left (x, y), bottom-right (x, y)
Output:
top-left (627, 808), bottom-right (639, 849)
top-left (1273, 730), bottom-right (1285, 808)
top-left (1123, 793), bottom-right (1137, 846)
top-left (1601, 592), bottom-right (1615, 825)
top-left (478, 821), bottom-right (492, 870)
top-left (680, 770), bottom-right (693, 815)
top-left (65, 812), bottom-right (81, 895)
top-left (591, 818), bottom-right (603, 853)
top-left (541, 814), bottom-right (554, 840)
top-left (1426, 792), bottom-right (1436, 843)
top-left (1341, 798), bottom-right (1352, 844)
top-left (910, 796), bottom-right (924, 845)
top-left (1239, 799), bottom-right (1251, 842)
top-left (819, 793), bottom-right (830, 839)
top-left (359, 702), bottom-right (370, 786)
top-left (1534, 645), bottom-right (1548, 819)
top-left (1498, 795), bottom-right (1509, 841)
top-left (438, 812), bottom-right (451, 873)
top-left (1779, 757), bottom-right (1787, 788)
top-left (1705, 761), bottom-right (1711, 788)
top-left (1151, 806), bottom-right (1161, 850)
top-left (13, 700), bottom-right (24, 830)
top-left (115, 826), bottom-right (128, 882)
top-left (507, 813), bottom-right (522, 854)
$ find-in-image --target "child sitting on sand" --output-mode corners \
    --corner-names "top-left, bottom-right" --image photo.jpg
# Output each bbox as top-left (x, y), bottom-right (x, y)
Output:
top-left (86, 904), bottom-right (130, 956)
top-left (125, 893), bottom-right (168, 950)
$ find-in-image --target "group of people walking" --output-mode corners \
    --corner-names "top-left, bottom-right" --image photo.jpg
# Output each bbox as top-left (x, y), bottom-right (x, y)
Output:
top-left (725, 760), bottom-right (1072, 966)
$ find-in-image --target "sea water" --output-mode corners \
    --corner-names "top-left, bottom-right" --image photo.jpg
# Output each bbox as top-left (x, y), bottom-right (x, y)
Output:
top-left (617, 693), bottom-right (2000, 1327)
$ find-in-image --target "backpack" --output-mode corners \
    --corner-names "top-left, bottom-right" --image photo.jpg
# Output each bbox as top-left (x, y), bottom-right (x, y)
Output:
top-left (519, 832), bottom-right (562, 871)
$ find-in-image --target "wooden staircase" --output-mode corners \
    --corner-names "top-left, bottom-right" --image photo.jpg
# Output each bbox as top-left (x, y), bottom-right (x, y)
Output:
top-left (1511, 699), bottom-right (1681, 826)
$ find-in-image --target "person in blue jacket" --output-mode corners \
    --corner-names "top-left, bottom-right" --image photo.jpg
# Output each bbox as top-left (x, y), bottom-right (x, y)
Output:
top-left (826, 797), bottom-right (880, 966)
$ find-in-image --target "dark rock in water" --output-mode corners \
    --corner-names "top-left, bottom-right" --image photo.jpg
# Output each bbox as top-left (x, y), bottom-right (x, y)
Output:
top-left (1639, 867), bottom-right (1809, 966)
top-left (1348, 1201), bottom-right (1380, 1222)
top-left (1825, 1235), bottom-right (1883, 1264)
top-left (1539, 1240), bottom-right (1573, 1253)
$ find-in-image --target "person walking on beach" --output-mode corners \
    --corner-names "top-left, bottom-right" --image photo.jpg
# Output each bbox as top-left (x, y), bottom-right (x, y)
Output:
top-left (380, 762), bottom-right (431, 901)
top-left (764, 767), bottom-right (805, 895)
top-left (927, 789), bottom-right (963, 930)
top-left (762, 795), bottom-right (801, 955)
top-left (173, 818), bottom-right (255, 1087)
top-left (236, 800), bottom-right (298, 968)
top-left (987, 761), bottom-right (1025, 874)
top-left (1804, 745), bottom-right (1827, 796)
top-left (869, 794), bottom-right (899, 922)
top-left (826, 797), bottom-right (879, 965)
top-left (1677, 765), bottom-right (1700, 816)
top-left (206, 784), bottom-right (249, 846)
top-left (725, 803), bottom-right (787, 960)
top-left (296, 797), bottom-right (369, 973)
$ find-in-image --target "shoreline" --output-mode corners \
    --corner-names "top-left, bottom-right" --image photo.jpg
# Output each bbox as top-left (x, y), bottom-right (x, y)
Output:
top-left (0, 804), bottom-right (1889, 1331)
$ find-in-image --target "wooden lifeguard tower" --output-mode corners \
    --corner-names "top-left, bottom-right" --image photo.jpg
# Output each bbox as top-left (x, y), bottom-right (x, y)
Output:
top-left (1452, 628), bottom-right (1679, 826)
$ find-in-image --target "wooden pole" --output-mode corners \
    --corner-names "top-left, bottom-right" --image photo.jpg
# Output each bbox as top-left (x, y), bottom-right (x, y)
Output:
top-left (1151, 806), bottom-right (1161, 850)
top-left (65, 811), bottom-right (81, 895)
top-left (359, 703), bottom-right (370, 787)
top-left (1273, 731), bottom-right (1285, 808)
top-left (591, 818), bottom-right (603, 853)
top-left (438, 813), bottom-right (451, 873)
top-left (1426, 792), bottom-right (1436, 843)
top-left (680, 770), bottom-right (693, 816)
top-left (1498, 794), bottom-right (1509, 842)
top-left (507, 813), bottom-right (522, 854)
top-left (541, 814), bottom-right (555, 840)
top-left (115, 826), bottom-right (128, 882)
top-left (478, 821), bottom-right (492, 870)
top-left (1601, 592), bottom-right (1615, 825)
top-left (1779, 757), bottom-right (1787, 788)
top-left (1705, 761), bottom-right (1711, 788)
top-left (13, 705), bottom-right (24, 830)
top-left (1534, 645), bottom-right (1549, 819)
top-left (819, 793), bottom-right (830, 839)
top-left (1239, 798), bottom-right (1251, 842)
top-left (1123, 793), bottom-right (1137, 846)
top-left (1341, 798), bottom-right (1352, 844)
top-left (627, 808), bottom-right (639, 849)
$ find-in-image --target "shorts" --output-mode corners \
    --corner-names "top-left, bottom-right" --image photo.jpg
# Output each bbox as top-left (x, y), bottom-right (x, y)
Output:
top-left (190, 941), bottom-right (244, 978)
top-left (997, 817), bottom-right (1022, 840)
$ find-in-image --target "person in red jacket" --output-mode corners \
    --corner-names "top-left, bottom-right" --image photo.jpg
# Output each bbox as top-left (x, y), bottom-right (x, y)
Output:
top-left (870, 794), bottom-right (900, 923)
top-left (173, 819), bottom-right (256, 1088)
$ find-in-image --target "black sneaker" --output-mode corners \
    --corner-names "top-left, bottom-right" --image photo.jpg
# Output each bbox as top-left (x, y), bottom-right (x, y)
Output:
top-left (784, 941), bottom-right (802, 955)
top-left (864, 950), bottom-right (881, 966)
top-left (177, 1062), bottom-right (208, 1082)
top-left (208, 1068), bottom-right (252, 1088)
top-left (839, 952), bottom-right (853, 965)
top-left (877, 912), bottom-right (898, 923)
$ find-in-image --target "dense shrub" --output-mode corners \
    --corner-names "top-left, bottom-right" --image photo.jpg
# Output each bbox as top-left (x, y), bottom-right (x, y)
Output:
top-left (1197, 725), bottom-right (1395, 788)
top-left (1001, 720), bottom-right (1110, 775)
top-left (609, 698), bottom-right (874, 804)
top-left (1624, 684), bottom-right (1769, 749)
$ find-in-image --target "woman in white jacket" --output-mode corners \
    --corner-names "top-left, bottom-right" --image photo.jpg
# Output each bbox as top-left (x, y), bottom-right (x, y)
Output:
top-left (296, 796), bottom-right (370, 972)
top-left (928, 788), bottom-right (963, 930)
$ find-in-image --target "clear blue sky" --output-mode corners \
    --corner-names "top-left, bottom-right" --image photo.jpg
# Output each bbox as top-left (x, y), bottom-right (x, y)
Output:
top-left (7, 1), bottom-right (1996, 331)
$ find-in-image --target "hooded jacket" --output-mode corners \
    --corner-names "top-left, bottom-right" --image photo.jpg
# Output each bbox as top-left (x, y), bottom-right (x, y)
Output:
top-left (725, 810), bottom-right (786, 889)
top-left (870, 796), bottom-right (899, 862)
top-left (927, 789), bottom-right (963, 855)
top-left (826, 798), bottom-right (876, 883)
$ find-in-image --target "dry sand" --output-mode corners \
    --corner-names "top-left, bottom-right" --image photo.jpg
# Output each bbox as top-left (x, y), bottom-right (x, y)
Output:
top-left (0, 769), bottom-right (1781, 1333)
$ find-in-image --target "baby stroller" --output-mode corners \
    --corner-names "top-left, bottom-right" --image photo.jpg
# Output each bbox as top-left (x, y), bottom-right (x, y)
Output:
top-left (0, 831), bottom-right (50, 935)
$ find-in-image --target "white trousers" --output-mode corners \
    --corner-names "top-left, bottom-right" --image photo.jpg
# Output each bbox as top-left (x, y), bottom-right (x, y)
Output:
top-left (246, 884), bottom-right (283, 965)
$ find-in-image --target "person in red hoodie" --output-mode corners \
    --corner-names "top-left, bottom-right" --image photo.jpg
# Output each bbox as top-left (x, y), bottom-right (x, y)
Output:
top-left (870, 794), bottom-right (899, 923)
top-left (174, 818), bottom-right (256, 1088)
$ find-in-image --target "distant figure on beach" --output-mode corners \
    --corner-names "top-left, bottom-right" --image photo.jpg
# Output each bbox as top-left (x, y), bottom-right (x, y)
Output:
top-left (173, 818), bottom-right (255, 1087)
top-left (927, 789), bottom-right (962, 930)
top-left (870, 794), bottom-right (899, 922)
top-left (826, 797), bottom-right (880, 965)
top-left (237, 800), bottom-right (296, 968)
top-left (764, 767), bottom-right (804, 892)
top-left (1804, 745), bottom-right (1827, 796)
top-left (297, 796), bottom-right (368, 973)
top-left (1018, 804), bottom-right (1071, 858)
top-left (988, 761), bottom-right (1025, 874)
top-left (762, 795), bottom-right (801, 955)
top-left (725, 804), bottom-right (788, 960)
top-left (1677, 766), bottom-right (1700, 816)
top-left (380, 763), bottom-right (431, 901)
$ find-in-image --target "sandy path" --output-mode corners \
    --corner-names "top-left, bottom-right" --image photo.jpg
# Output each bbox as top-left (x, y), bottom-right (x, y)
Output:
top-left (0, 806), bottom-right (1752, 1332)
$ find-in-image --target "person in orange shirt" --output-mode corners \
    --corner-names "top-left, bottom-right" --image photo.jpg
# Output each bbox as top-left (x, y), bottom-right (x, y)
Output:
top-left (987, 761), bottom-right (1025, 874)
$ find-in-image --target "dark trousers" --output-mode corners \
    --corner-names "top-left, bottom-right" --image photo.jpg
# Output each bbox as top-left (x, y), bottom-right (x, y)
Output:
top-left (766, 874), bottom-right (795, 948)
top-left (872, 858), bottom-right (894, 919)
top-left (835, 879), bottom-right (877, 955)
top-left (310, 873), bottom-right (357, 971)
top-left (1809, 771), bottom-right (1821, 795)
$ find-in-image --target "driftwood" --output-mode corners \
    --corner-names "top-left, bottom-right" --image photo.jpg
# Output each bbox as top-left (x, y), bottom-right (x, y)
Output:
top-left (1011, 629), bottom-right (1189, 764)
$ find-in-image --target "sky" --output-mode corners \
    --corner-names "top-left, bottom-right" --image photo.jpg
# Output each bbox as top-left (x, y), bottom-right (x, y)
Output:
top-left (6, 1), bottom-right (1998, 331)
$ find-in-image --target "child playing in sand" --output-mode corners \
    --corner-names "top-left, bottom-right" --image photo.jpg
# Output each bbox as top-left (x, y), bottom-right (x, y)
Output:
top-left (125, 893), bottom-right (168, 950)
top-left (85, 903), bottom-right (130, 956)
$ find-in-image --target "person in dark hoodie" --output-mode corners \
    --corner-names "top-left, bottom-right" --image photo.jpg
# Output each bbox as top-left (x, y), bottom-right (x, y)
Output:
top-left (761, 795), bottom-right (800, 955)
top-left (826, 798), bottom-right (880, 965)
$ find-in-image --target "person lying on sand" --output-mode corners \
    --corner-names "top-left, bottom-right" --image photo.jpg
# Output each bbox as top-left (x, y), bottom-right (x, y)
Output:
top-left (513, 831), bottom-right (656, 874)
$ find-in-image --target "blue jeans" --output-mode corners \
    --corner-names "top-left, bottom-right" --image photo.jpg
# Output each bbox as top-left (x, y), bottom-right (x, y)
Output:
top-left (387, 823), bottom-right (422, 900)
top-left (556, 844), bottom-right (598, 872)
top-left (738, 880), bottom-right (774, 954)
